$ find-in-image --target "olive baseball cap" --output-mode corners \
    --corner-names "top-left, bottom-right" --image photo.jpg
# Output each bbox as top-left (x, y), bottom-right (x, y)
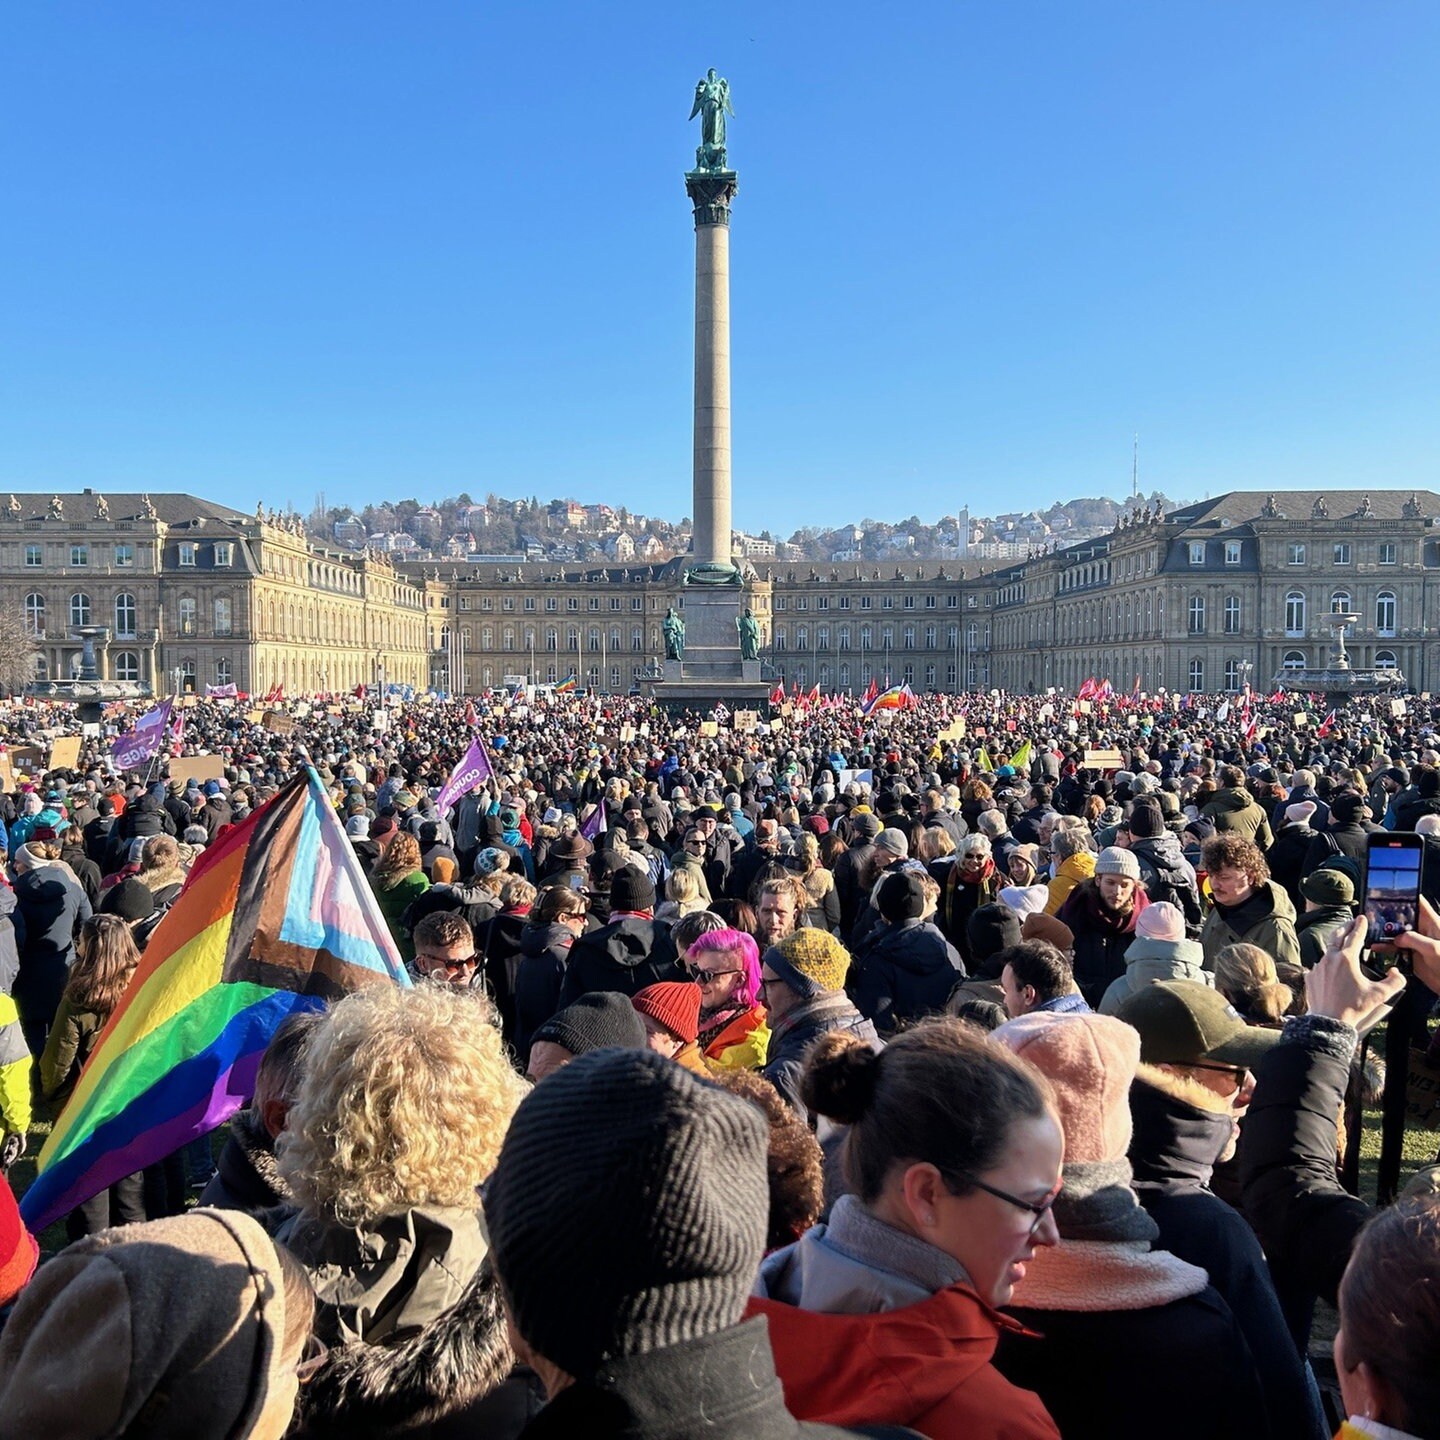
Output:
top-left (1117, 980), bottom-right (1281, 1068)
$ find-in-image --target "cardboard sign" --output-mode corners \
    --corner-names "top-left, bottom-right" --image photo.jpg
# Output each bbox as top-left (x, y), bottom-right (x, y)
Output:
top-left (245, 709), bottom-right (265, 724)
top-left (698, 721), bottom-right (719, 738)
top-left (1078, 700), bottom-right (1092, 715)
top-left (734, 710), bottom-right (760, 733)
top-left (1293, 713), bottom-right (1308, 727)
top-left (1391, 699), bottom-right (1408, 718)
top-left (938, 720), bottom-right (967, 742)
top-left (170, 755), bottom-right (226, 786)
top-left (262, 711), bottom-right (295, 735)
top-left (619, 724), bottom-right (637, 742)
top-left (1082, 748), bottom-right (1126, 770)
top-left (7, 746), bottom-right (44, 774)
top-left (0, 756), bottom-right (13, 792)
top-left (82, 723), bottom-right (101, 738)
top-left (49, 737), bottom-right (82, 771)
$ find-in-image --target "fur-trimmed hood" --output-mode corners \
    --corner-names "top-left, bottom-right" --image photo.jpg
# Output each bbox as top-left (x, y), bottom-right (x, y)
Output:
top-left (1128, 1065), bottom-right (1238, 1192)
top-left (295, 1255), bottom-right (514, 1439)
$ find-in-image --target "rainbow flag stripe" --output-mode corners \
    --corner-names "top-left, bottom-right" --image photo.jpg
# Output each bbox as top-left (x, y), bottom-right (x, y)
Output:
top-left (21, 768), bottom-right (410, 1232)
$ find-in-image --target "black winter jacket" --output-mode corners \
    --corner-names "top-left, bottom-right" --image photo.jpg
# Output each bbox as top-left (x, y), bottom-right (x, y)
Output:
top-left (557, 917), bottom-right (682, 1008)
top-left (513, 921), bottom-right (575, 1065)
top-left (1127, 833), bottom-right (1203, 925)
top-left (1129, 1072), bottom-right (1326, 1440)
top-left (761, 994), bottom-right (881, 1117)
top-left (849, 920), bottom-right (964, 1036)
top-left (1241, 1014), bottom-right (1371, 1313)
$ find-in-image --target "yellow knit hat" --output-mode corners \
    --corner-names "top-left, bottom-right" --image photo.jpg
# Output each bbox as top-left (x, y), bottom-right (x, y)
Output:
top-left (764, 929), bottom-right (851, 998)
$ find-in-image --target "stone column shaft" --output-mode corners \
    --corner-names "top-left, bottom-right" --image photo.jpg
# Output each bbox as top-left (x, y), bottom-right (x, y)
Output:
top-left (685, 169), bottom-right (738, 571)
top-left (693, 220), bottom-right (731, 567)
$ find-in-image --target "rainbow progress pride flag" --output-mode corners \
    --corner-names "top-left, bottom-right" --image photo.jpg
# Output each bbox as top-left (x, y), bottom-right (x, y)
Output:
top-left (22, 768), bottom-right (411, 1232)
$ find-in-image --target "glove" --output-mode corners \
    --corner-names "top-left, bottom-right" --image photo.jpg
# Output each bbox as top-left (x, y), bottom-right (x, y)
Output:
top-left (1, 1132), bottom-right (26, 1170)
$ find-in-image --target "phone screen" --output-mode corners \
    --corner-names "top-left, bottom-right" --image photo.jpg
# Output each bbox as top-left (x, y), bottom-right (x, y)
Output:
top-left (1364, 837), bottom-right (1423, 943)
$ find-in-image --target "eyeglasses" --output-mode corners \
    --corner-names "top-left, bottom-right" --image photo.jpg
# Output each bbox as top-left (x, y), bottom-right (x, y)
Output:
top-left (688, 964), bottom-right (742, 982)
top-left (961, 1176), bottom-right (1063, 1239)
top-left (759, 975), bottom-right (788, 994)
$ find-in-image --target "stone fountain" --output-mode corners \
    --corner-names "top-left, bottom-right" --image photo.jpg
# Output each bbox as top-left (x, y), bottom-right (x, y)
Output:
top-left (1270, 613), bottom-right (1406, 706)
top-left (27, 626), bottom-right (153, 723)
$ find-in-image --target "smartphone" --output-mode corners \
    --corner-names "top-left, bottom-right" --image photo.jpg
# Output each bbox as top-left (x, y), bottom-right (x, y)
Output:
top-left (1364, 833), bottom-right (1424, 947)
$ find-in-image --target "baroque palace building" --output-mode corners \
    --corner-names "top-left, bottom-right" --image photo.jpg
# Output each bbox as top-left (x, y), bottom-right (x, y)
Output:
top-left (0, 491), bottom-right (428, 696)
top-left (5, 488), bottom-right (1437, 698)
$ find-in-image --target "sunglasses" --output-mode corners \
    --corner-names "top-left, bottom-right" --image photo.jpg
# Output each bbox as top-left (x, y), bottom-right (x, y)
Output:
top-left (418, 952), bottom-right (477, 972)
top-left (687, 964), bottom-right (742, 982)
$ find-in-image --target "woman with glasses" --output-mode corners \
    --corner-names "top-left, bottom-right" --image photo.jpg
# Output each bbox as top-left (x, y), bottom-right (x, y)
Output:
top-left (685, 927), bottom-right (769, 1071)
top-left (750, 1018), bottom-right (1063, 1439)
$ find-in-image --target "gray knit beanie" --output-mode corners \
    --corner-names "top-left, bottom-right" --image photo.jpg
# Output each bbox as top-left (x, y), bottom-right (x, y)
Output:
top-left (485, 1047), bottom-right (768, 1379)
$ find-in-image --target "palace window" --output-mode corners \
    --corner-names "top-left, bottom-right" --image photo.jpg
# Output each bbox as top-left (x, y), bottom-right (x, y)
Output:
top-left (1376, 591), bottom-right (1397, 637)
top-left (1188, 658), bottom-right (1204, 691)
top-left (1282, 650), bottom-right (1306, 670)
top-left (23, 594), bottom-right (44, 634)
top-left (1224, 595), bottom-right (1241, 634)
top-left (114, 651), bottom-right (139, 682)
top-left (1288, 543), bottom-right (1306, 565)
top-left (114, 593), bottom-right (137, 638)
top-left (179, 543), bottom-right (196, 567)
top-left (1188, 542), bottom-right (1205, 565)
top-left (1333, 542), bottom-right (1352, 565)
top-left (1375, 650), bottom-right (1399, 671)
top-left (70, 545), bottom-right (88, 567)
top-left (1187, 596), bottom-right (1205, 634)
top-left (69, 592), bottom-right (92, 627)
top-left (1285, 591), bottom-right (1306, 636)
top-left (1379, 542), bottom-right (1397, 565)
top-left (24, 545), bottom-right (42, 567)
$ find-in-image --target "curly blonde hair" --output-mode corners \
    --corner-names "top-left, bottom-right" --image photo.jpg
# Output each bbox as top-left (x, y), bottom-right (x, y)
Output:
top-left (279, 984), bottom-right (527, 1227)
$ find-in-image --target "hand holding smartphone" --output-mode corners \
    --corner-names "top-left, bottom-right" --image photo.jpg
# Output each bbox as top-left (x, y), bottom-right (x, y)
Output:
top-left (1362, 832), bottom-right (1424, 976)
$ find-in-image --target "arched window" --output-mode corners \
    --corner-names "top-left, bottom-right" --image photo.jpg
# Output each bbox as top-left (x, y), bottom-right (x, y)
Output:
top-left (587, 628), bottom-right (600, 652)
top-left (795, 625), bottom-right (808, 650)
top-left (838, 662), bottom-right (850, 689)
top-left (1224, 659), bottom-right (1241, 691)
top-left (23, 594), bottom-right (44, 634)
top-left (817, 626), bottom-right (830, 650)
top-left (1331, 590), bottom-right (1352, 614)
top-left (1285, 592), bottom-right (1306, 636)
top-left (1224, 596), bottom-right (1241, 634)
top-left (216, 658), bottom-right (232, 686)
top-left (1188, 658), bottom-right (1204, 692)
top-left (902, 625), bottom-right (915, 650)
top-left (1283, 650), bottom-right (1306, 670)
top-left (112, 593), bottom-right (137, 638)
top-left (69, 593), bottom-right (91, 627)
top-left (1375, 650), bottom-right (1399, 671)
top-left (1376, 591), bottom-right (1397, 637)
top-left (1187, 596), bottom-right (1205, 634)
top-left (545, 627), bottom-right (558, 652)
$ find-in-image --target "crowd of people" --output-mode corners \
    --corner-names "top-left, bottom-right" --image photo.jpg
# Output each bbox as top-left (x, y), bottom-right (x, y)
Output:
top-left (0, 682), bottom-right (1439, 1437)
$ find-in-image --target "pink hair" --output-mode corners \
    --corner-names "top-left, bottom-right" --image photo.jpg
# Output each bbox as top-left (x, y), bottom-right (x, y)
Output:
top-left (686, 926), bottom-right (761, 1010)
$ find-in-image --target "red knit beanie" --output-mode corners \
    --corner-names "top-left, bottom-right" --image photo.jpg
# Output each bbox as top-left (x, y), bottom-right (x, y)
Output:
top-left (631, 982), bottom-right (702, 1045)
top-left (0, 1179), bottom-right (38, 1306)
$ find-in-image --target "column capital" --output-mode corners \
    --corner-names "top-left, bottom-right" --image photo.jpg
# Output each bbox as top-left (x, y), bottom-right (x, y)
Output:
top-left (685, 170), bottom-right (738, 228)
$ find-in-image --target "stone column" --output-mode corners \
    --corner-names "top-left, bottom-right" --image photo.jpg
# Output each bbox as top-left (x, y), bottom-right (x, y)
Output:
top-left (685, 170), bottom-right (738, 569)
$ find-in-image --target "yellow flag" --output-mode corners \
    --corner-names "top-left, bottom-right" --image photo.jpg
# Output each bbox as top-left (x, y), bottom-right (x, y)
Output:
top-left (1008, 739), bottom-right (1032, 771)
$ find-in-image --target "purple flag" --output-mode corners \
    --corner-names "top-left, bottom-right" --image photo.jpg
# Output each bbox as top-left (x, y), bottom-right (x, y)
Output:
top-left (437, 737), bottom-right (493, 815)
top-left (580, 802), bottom-right (607, 842)
top-left (111, 700), bottom-right (174, 772)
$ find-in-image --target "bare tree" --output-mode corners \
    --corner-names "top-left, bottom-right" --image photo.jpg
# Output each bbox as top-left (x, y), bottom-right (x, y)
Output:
top-left (0, 611), bottom-right (39, 695)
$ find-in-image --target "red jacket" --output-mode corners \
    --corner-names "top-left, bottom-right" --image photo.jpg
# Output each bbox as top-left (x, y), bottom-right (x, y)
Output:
top-left (747, 1282), bottom-right (1059, 1440)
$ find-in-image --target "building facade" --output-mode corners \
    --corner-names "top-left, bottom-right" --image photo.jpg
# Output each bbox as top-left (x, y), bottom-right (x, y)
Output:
top-left (0, 491), bottom-right (428, 696)
top-left (984, 490), bottom-right (1440, 694)
top-left (6, 488), bottom-right (1437, 698)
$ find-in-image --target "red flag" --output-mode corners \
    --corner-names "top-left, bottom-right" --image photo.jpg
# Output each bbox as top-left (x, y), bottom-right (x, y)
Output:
top-left (862, 677), bottom-right (879, 706)
top-left (807, 683), bottom-right (821, 705)
top-left (1317, 709), bottom-right (1337, 738)
top-left (769, 682), bottom-right (785, 705)
top-left (1077, 678), bottom-right (1097, 701)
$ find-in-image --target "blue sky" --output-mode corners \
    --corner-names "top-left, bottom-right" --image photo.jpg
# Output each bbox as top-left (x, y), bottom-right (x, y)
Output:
top-left (3, 3), bottom-right (1437, 536)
